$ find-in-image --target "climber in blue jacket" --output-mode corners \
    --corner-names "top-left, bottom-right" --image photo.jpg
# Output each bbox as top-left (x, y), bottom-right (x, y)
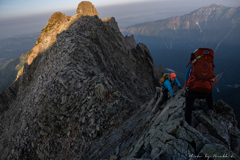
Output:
top-left (156, 73), bottom-right (182, 109)
top-left (185, 64), bottom-right (191, 83)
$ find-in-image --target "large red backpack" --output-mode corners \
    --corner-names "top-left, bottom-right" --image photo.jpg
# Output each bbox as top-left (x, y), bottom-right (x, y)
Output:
top-left (185, 48), bottom-right (218, 93)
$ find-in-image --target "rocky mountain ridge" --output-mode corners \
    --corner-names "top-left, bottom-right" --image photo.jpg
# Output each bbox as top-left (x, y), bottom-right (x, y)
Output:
top-left (123, 4), bottom-right (240, 36)
top-left (0, 1), bottom-right (239, 160)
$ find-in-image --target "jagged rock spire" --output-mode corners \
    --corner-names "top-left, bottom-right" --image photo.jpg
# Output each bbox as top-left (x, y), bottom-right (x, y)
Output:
top-left (76, 1), bottom-right (99, 17)
top-left (26, 1), bottom-right (99, 66)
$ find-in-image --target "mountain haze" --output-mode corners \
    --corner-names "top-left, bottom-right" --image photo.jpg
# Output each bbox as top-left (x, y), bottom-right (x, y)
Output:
top-left (0, 34), bottom-right (38, 68)
top-left (0, 36), bottom-right (38, 50)
top-left (0, 1), bottom-right (240, 159)
top-left (0, 52), bottom-right (28, 92)
top-left (0, 34), bottom-right (38, 93)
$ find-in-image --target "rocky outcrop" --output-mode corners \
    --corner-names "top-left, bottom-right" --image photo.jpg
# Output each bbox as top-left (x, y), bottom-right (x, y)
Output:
top-left (124, 34), bottom-right (136, 49)
top-left (76, 1), bottom-right (99, 17)
top-left (27, 1), bottom-right (99, 66)
top-left (27, 12), bottom-right (71, 65)
top-left (153, 64), bottom-right (164, 86)
top-left (102, 17), bottom-right (120, 33)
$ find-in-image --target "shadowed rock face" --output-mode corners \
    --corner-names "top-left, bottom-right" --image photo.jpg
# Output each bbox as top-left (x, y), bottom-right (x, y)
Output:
top-left (0, 1), bottom-right (239, 160)
top-left (0, 2), bottom-right (159, 159)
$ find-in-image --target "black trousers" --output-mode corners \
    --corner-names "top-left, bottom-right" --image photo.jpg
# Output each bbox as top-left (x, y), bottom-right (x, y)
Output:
top-left (157, 89), bottom-right (169, 106)
top-left (185, 91), bottom-right (213, 125)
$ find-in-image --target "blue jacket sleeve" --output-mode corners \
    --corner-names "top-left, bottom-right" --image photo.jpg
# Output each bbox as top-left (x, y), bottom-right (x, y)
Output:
top-left (185, 64), bottom-right (191, 83)
top-left (164, 80), bottom-right (174, 96)
top-left (175, 78), bottom-right (181, 87)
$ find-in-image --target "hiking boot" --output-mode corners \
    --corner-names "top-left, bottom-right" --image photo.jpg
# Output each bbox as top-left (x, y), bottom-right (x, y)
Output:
top-left (151, 106), bottom-right (161, 115)
top-left (159, 105), bottom-right (166, 110)
top-left (157, 105), bottom-right (162, 110)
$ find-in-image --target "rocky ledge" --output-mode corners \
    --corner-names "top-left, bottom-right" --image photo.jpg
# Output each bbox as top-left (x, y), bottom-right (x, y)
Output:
top-left (85, 89), bottom-right (240, 160)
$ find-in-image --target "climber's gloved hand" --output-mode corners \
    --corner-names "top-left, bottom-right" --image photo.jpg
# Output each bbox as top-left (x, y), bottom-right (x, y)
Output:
top-left (172, 95), bottom-right (175, 98)
top-left (178, 86), bottom-right (182, 89)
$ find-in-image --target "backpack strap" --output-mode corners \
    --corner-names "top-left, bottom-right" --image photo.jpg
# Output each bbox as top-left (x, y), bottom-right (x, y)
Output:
top-left (186, 61), bottom-right (191, 68)
top-left (160, 73), bottom-right (169, 87)
top-left (188, 74), bottom-right (219, 84)
top-left (186, 53), bottom-right (195, 68)
top-left (186, 54), bottom-right (204, 67)
top-left (212, 77), bottom-right (219, 84)
top-left (213, 66), bottom-right (218, 84)
top-left (193, 55), bottom-right (203, 63)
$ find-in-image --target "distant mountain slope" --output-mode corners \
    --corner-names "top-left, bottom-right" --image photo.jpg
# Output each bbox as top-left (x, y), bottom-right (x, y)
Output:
top-left (0, 34), bottom-right (38, 74)
top-left (122, 3), bottom-right (240, 107)
top-left (0, 52), bottom-right (28, 93)
top-left (123, 4), bottom-right (240, 58)
top-left (0, 49), bottom-right (28, 68)
top-left (0, 35), bottom-right (38, 50)
top-left (125, 4), bottom-right (240, 36)
top-left (0, 35), bottom-right (38, 93)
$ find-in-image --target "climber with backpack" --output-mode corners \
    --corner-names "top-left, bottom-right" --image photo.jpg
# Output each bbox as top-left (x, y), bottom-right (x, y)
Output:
top-left (156, 73), bottom-right (182, 109)
top-left (184, 48), bottom-right (218, 126)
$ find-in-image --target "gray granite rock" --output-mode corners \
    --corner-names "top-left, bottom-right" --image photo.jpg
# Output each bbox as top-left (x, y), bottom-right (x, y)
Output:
top-left (85, 90), bottom-right (240, 160)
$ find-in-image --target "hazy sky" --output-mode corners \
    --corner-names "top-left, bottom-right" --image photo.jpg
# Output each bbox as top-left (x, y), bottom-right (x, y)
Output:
top-left (0, 0), bottom-right (240, 39)
top-left (0, 0), bottom-right (146, 19)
